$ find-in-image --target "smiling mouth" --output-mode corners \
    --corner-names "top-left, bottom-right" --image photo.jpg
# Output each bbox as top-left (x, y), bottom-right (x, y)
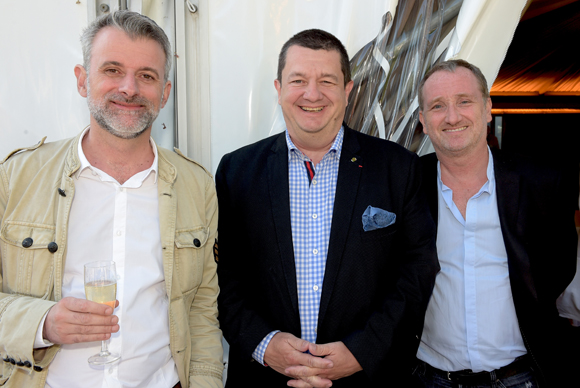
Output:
top-left (443, 126), bottom-right (467, 132)
top-left (301, 106), bottom-right (324, 112)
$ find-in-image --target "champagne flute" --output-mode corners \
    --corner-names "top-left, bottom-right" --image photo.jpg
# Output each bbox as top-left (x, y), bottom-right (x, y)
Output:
top-left (84, 260), bottom-right (120, 365)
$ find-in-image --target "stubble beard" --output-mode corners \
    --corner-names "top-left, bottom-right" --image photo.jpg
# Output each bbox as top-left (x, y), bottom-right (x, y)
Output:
top-left (87, 82), bottom-right (160, 140)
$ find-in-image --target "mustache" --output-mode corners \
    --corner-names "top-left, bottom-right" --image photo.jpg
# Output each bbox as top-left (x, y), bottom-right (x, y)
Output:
top-left (107, 93), bottom-right (153, 107)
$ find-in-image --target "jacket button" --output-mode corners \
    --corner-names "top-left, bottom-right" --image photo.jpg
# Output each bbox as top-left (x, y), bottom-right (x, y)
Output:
top-left (9, 358), bottom-right (15, 365)
top-left (47, 242), bottom-right (58, 253)
top-left (22, 238), bottom-right (33, 248)
top-left (58, 188), bottom-right (66, 197)
top-left (16, 361), bottom-right (24, 366)
top-left (2, 357), bottom-right (9, 363)
top-left (33, 365), bottom-right (43, 372)
top-left (24, 361), bottom-right (32, 368)
top-left (193, 238), bottom-right (201, 247)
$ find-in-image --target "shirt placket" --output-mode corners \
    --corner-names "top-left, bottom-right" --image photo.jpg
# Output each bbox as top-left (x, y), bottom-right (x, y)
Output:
top-left (307, 160), bottom-right (325, 344)
top-left (105, 184), bottom-right (126, 385)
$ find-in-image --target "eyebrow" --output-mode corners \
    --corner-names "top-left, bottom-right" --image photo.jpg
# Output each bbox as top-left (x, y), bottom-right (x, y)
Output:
top-left (287, 71), bottom-right (339, 82)
top-left (428, 93), bottom-right (477, 104)
top-left (99, 61), bottom-right (161, 78)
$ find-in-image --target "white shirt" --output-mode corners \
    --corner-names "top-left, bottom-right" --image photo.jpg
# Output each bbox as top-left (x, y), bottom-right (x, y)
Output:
top-left (36, 128), bottom-right (179, 388)
top-left (556, 193), bottom-right (580, 325)
top-left (417, 148), bottom-right (527, 372)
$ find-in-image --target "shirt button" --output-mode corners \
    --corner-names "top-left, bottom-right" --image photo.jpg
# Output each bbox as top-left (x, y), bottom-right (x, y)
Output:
top-left (116, 231), bottom-right (122, 236)
top-left (312, 249), bottom-right (318, 254)
top-left (313, 285), bottom-right (319, 291)
top-left (109, 367), bottom-right (114, 374)
top-left (312, 179), bottom-right (317, 185)
top-left (312, 214), bottom-right (318, 219)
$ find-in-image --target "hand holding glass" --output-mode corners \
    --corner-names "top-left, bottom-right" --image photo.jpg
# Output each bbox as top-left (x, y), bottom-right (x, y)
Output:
top-left (84, 260), bottom-right (120, 365)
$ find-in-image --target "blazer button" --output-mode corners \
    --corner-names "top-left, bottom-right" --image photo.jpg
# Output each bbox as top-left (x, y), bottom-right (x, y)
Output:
top-left (47, 242), bottom-right (58, 253)
top-left (24, 361), bottom-right (32, 368)
top-left (33, 365), bottom-right (43, 372)
top-left (16, 361), bottom-right (24, 366)
top-left (193, 238), bottom-right (201, 247)
top-left (57, 188), bottom-right (66, 197)
top-left (22, 238), bottom-right (33, 248)
top-left (9, 358), bottom-right (15, 365)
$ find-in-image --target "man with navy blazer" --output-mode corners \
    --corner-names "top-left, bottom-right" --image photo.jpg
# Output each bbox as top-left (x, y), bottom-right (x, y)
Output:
top-left (412, 59), bottom-right (578, 388)
top-left (216, 29), bottom-right (439, 387)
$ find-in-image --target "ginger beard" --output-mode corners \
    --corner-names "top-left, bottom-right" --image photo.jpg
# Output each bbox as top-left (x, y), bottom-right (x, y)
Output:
top-left (86, 79), bottom-right (161, 140)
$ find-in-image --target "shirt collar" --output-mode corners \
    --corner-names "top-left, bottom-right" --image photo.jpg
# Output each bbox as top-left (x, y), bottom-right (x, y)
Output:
top-left (285, 126), bottom-right (344, 162)
top-left (76, 126), bottom-right (159, 186)
top-left (437, 146), bottom-right (495, 196)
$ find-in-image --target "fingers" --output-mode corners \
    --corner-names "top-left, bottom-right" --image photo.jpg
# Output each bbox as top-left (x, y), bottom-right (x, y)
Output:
top-left (286, 334), bottom-right (311, 353)
top-left (293, 351), bottom-right (333, 369)
top-left (43, 297), bottom-right (120, 345)
top-left (308, 342), bottom-right (332, 357)
top-left (61, 297), bottom-right (116, 315)
top-left (287, 375), bottom-right (333, 388)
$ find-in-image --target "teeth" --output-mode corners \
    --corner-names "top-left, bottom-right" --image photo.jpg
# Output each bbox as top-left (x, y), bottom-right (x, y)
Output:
top-left (445, 126), bottom-right (467, 132)
top-left (301, 106), bottom-right (323, 112)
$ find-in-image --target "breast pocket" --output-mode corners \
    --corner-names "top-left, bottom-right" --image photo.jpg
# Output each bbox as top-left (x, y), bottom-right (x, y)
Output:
top-left (0, 221), bottom-right (56, 297)
top-left (359, 224), bottom-right (398, 265)
top-left (174, 226), bottom-right (209, 293)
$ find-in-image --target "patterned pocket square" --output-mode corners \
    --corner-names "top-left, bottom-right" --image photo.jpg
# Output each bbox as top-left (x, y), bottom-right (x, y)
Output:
top-left (362, 205), bottom-right (396, 232)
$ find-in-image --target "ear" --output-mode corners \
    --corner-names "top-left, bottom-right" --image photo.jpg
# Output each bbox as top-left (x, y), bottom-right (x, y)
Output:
top-left (160, 80), bottom-right (172, 108)
top-left (274, 79), bottom-right (282, 105)
top-left (485, 97), bottom-right (492, 123)
top-left (74, 65), bottom-right (88, 98)
top-left (344, 80), bottom-right (354, 103)
top-left (419, 110), bottom-right (427, 135)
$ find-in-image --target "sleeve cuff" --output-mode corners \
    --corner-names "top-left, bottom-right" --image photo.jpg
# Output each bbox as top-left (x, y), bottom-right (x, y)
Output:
top-left (252, 330), bottom-right (280, 366)
top-left (33, 310), bottom-right (54, 349)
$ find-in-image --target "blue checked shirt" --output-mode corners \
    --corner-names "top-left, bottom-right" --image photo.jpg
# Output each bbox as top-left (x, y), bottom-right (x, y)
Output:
top-left (252, 128), bottom-right (343, 365)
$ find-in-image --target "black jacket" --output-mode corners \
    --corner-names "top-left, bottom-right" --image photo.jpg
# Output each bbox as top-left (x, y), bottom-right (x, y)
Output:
top-left (216, 126), bottom-right (439, 386)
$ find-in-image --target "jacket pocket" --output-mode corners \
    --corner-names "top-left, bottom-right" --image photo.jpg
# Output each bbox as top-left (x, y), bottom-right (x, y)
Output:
top-left (174, 226), bottom-right (209, 293)
top-left (0, 221), bottom-right (55, 297)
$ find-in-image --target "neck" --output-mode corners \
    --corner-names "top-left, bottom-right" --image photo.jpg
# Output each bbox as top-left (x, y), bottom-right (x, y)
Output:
top-left (82, 124), bottom-right (155, 185)
top-left (437, 145), bottom-right (489, 218)
top-left (437, 144), bottom-right (489, 184)
top-left (289, 128), bottom-right (340, 166)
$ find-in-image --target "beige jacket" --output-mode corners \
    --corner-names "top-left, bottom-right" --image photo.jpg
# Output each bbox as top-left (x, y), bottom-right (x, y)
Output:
top-left (0, 132), bottom-right (223, 387)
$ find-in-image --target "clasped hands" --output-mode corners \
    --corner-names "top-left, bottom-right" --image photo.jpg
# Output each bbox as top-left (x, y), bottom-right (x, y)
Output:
top-left (43, 297), bottom-right (120, 345)
top-left (263, 332), bottom-right (362, 388)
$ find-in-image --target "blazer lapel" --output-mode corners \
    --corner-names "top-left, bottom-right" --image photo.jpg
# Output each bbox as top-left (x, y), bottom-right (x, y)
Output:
top-left (267, 134), bottom-right (300, 315)
top-left (318, 127), bottom-right (362, 324)
top-left (493, 149), bottom-right (537, 300)
top-left (421, 152), bottom-right (440, 226)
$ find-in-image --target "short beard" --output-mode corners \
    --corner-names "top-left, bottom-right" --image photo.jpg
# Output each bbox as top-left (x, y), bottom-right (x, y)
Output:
top-left (87, 82), bottom-right (160, 140)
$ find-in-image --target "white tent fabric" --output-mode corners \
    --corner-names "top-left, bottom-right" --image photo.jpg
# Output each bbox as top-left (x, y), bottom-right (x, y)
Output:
top-left (0, 0), bottom-right (527, 170)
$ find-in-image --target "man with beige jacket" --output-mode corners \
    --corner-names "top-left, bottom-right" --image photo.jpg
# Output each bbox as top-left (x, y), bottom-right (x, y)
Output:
top-left (0, 11), bottom-right (223, 388)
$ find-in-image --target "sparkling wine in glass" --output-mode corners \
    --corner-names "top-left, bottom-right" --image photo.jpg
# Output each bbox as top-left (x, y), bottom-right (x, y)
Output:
top-left (84, 260), bottom-right (120, 365)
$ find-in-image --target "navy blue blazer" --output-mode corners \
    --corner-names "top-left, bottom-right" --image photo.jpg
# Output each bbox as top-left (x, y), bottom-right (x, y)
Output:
top-left (420, 149), bottom-right (579, 387)
top-left (216, 125), bottom-right (439, 386)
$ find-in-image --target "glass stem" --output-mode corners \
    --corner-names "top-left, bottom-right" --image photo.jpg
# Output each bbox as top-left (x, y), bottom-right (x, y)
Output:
top-left (101, 340), bottom-right (110, 355)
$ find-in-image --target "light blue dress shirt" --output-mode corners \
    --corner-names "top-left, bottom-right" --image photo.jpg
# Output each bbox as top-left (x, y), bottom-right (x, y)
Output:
top-left (417, 147), bottom-right (527, 372)
top-left (252, 128), bottom-right (343, 364)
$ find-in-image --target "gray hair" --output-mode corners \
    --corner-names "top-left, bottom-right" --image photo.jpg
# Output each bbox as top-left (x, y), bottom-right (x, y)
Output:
top-left (80, 10), bottom-right (172, 82)
top-left (418, 59), bottom-right (489, 110)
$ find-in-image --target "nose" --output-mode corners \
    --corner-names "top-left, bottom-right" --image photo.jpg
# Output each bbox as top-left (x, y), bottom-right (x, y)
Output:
top-left (445, 104), bottom-right (461, 125)
top-left (303, 82), bottom-right (323, 101)
top-left (118, 74), bottom-right (139, 98)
